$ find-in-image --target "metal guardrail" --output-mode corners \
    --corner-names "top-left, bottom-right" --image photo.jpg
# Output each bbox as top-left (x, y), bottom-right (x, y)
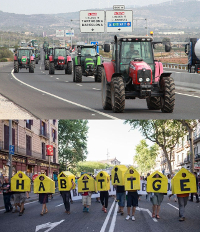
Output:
top-left (162, 63), bottom-right (187, 70)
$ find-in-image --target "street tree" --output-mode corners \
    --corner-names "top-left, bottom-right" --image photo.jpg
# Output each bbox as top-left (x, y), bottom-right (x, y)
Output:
top-left (58, 120), bottom-right (88, 172)
top-left (125, 120), bottom-right (187, 174)
top-left (177, 120), bottom-right (198, 173)
top-left (75, 161), bottom-right (110, 174)
top-left (134, 140), bottom-right (159, 174)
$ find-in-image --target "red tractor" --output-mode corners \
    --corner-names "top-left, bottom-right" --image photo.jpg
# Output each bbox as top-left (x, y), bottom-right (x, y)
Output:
top-left (49, 47), bottom-right (72, 75)
top-left (102, 35), bottom-right (175, 113)
top-left (14, 47), bottom-right (35, 73)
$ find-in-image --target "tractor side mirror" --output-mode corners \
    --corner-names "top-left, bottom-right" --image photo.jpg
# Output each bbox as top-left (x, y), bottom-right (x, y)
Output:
top-left (165, 44), bottom-right (171, 52)
top-left (185, 44), bottom-right (189, 55)
top-left (104, 44), bottom-right (110, 53)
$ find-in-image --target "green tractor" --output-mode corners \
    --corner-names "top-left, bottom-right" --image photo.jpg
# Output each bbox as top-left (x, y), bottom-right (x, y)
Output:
top-left (72, 44), bottom-right (103, 83)
top-left (44, 47), bottom-right (53, 70)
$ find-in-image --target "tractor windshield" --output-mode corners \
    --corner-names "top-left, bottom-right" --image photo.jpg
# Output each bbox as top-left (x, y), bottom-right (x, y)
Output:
top-left (81, 47), bottom-right (96, 57)
top-left (18, 49), bottom-right (30, 58)
top-left (55, 48), bottom-right (66, 58)
top-left (120, 41), bottom-right (154, 79)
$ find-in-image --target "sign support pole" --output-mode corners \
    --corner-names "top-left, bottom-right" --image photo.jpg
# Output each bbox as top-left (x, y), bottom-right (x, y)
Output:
top-left (9, 120), bottom-right (12, 183)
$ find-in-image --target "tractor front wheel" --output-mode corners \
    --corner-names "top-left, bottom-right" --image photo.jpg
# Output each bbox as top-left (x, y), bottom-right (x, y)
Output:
top-left (160, 76), bottom-right (175, 113)
top-left (14, 61), bottom-right (19, 73)
top-left (146, 97), bottom-right (161, 110)
top-left (111, 76), bottom-right (125, 113)
top-left (49, 62), bottom-right (55, 75)
top-left (101, 68), bottom-right (112, 110)
top-left (65, 61), bottom-right (72, 74)
top-left (75, 66), bottom-right (82, 83)
top-left (29, 62), bottom-right (34, 73)
top-left (95, 66), bottom-right (103, 82)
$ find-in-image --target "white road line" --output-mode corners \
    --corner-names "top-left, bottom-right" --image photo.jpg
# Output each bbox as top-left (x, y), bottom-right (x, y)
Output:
top-left (137, 207), bottom-right (158, 222)
top-left (167, 203), bottom-right (179, 210)
top-left (77, 84), bottom-right (82, 87)
top-left (0, 199), bottom-right (38, 212)
top-left (108, 200), bottom-right (118, 232)
top-left (11, 70), bottom-right (119, 120)
top-left (100, 200), bottom-right (116, 232)
top-left (175, 91), bottom-right (200, 99)
top-left (55, 203), bottom-right (64, 207)
top-left (93, 88), bottom-right (100, 91)
top-left (56, 78), bottom-right (59, 80)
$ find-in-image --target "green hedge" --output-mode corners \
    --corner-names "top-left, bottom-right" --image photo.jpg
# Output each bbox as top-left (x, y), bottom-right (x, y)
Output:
top-left (0, 58), bottom-right (8, 62)
top-left (0, 47), bottom-right (13, 59)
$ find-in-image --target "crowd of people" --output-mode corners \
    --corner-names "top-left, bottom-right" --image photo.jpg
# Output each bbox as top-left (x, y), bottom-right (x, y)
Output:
top-left (0, 170), bottom-right (199, 223)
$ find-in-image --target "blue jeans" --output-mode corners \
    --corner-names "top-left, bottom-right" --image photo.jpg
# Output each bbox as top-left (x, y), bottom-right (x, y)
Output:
top-left (116, 192), bottom-right (125, 207)
top-left (3, 194), bottom-right (12, 212)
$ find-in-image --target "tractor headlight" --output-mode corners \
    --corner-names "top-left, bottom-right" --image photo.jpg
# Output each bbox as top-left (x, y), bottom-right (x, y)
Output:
top-left (146, 78), bottom-right (150, 82)
top-left (139, 78), bottom-right (143, 82)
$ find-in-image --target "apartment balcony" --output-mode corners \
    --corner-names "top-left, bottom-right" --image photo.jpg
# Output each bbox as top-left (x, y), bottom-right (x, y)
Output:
top-left (39, 129), bottom-right (50, 139)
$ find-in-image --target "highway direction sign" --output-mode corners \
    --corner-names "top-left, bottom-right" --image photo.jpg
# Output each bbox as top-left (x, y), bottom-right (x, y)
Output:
top-left (106, 10), bottom-right (133, 33)
top-left (113, 5), bottom-right (125, 10)
top-left (91, 41), bottom-right (99, 53)
top-left (65, 30), bottom-right (74, 37)
top-left (80, 11), bottom-right (105, 33)
top-left (56, 30), bottom-right (65, 37)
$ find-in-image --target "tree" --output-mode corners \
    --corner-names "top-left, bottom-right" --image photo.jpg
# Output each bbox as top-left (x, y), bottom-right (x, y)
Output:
top-left (134, 140), bottom-right (159, 174)
top-left (177, 120), bottom-right (198, 173)
top-left (75, 161), bottom-right (110, 174)
top-left (58, 120), bottom-right (89, 172)
top-left (125, 120), bottom-right (187, 174)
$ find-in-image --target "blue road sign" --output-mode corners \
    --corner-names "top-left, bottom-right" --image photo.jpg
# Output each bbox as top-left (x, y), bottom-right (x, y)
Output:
top-left (91, 41), bottom-right (99, 54)
top-left (107, 22), bottom-right (131, 27)
top-left (9, 145), bottom-right (15, 155)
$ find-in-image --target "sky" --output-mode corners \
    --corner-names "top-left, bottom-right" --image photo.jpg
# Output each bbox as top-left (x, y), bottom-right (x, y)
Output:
top-left (86, 120), bottom-right (153, 165)
top-left (0, 0), bottom-right (167, 15)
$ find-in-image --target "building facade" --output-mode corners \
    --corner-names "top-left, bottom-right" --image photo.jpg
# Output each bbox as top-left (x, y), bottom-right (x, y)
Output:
top-left (0, 120), bottom-right (59, 179)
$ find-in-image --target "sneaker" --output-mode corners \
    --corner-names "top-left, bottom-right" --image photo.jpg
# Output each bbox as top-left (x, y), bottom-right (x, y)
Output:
top-left (12, 208), bottom-right (18, 213)
top-left (19, 212), bottom-right (23, 216)
top-left (132, 216), bottom-right (135, 221)
top-left (86, 208), bottom-right (89, 213)
top-left (102, 206), bottom-right (105, 211)
top-left (83, 207), bottom-right (86, 212)
top-left (179, 217), bottom-right (184, 221)
top-left (126, 215), bottom-right (130, 220)
top-left (121, 211), bottom-right (124, 216)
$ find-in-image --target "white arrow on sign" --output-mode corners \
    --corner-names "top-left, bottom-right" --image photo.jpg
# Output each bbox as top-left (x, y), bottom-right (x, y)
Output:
top-left (35, 220), bottom-right (65, 232)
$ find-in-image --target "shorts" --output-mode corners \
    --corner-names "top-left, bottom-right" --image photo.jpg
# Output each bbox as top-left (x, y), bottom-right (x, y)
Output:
top-left (151, 193), bottom-right (164, 206)
top-left (14, 193), bottom-right (26, 204)
top-left (82, 195), bottom-right (91, 206)
top-left (127, 191), bottom-right (138, 207)
top-left (116, 192), bottom-right (125, 207)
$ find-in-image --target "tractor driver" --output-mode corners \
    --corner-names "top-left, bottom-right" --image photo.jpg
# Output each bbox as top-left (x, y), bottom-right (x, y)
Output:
top-left (126, 43), bottom-right (139, 58)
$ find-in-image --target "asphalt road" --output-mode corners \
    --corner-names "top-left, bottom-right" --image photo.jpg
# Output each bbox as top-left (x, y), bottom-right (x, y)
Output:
top-left (0, 194), bottom-right (200, 232)
top-left (1, 52), bottom-right (200, 119)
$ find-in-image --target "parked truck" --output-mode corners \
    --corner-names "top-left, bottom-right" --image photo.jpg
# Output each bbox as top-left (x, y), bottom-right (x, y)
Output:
top-left (185, 38), bottom-right (200, 73)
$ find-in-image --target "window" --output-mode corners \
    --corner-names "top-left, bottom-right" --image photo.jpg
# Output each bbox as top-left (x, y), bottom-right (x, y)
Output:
top-left (26, 135), bottom-right (32, 156)
top-left (52, 129), bottom-right (56, 142)
top-left (42, 142), bottom-right (45, 159)
top-left (4, 125), bottom-right (15, 150)
top-left (53, 120), bottom-right (56, 125)
top-left (40, 121), bottom-right (46, 136)
top-left (26, 120), bottom-right (33, 130)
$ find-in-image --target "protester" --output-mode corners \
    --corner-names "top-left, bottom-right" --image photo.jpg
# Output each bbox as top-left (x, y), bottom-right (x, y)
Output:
top-left (100, 189), bottom-right (109, 213)
top-left (82, 175), bottom-right (92, 213)
top-left (38, 176), bottom-right (48, 216)
top-left (177, 173), bottom-right (189, 221)
top-left (115, 185), bottom-right (126, 215)
top-left (125, 169), bottom-right (138, 221)
top-left (12, 173), bottom-right (26, 216)
top-left (189, 172), bottom-right (199, 203)
top-left (151, 174), bottom-right (164, 219)
top-left (60, 174), bottom-right (75, 214)
top-left (1, 177), bottom-right (13, 213)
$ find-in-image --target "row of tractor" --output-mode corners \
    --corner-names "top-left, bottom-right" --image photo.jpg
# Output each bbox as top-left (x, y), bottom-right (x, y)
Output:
top-left (14, 35), bottom-right (175, 113)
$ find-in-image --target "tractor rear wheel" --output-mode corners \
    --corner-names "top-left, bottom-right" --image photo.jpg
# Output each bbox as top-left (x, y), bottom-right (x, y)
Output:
top-left (95, 66), bottom-right (103, 82)
top-left (101, 68), bottom-right (112, 110)
top-left (160, 76), bottom-right (175, 113)
top-left (49, 62), bottom-right (55, 75)
top-left (14, 61), bottom-right (19, 73)
top-left (65, 62), bottom-right (72, 74)
top-left (75, 66), bottom-right (82, 83)
top-left (146, 97), bottom-right (161, 110)
top-left (29, 62), bottom-right (34, 73)
top-left (44, 60), bottom-right (49, 70)
top-left (73, 60), bottom-right (75, 82)
top-left (111, 76), bottom-right (125, 113)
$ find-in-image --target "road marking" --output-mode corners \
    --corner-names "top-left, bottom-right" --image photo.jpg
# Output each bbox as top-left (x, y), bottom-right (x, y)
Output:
top-left (108, 200), bottom-right (118, 232)
top-left (56, 203), bottom-right (64, 207)
top-left (65, 81), bottom-right (69, 83)
top-left (11, 70), bottom-right (119, 120)
top-left (167, 203), bottom-right (179, 210)
top-left (175, 91), bottom-right (200, 99)
top-left (77, 84), bottom-right (82, 87)
top-left (35, 219), bottom-right (65, 232)
top-left (93, 88), bottom-right (100, 91)
top-left (0, 199), bottom-right (38, 212)
top-left (56, 78), bottom-right (59, 80)
top-left (136, 207), bottom-right (158, 222)
top-left (100, 200), bottom-right (116, 232)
